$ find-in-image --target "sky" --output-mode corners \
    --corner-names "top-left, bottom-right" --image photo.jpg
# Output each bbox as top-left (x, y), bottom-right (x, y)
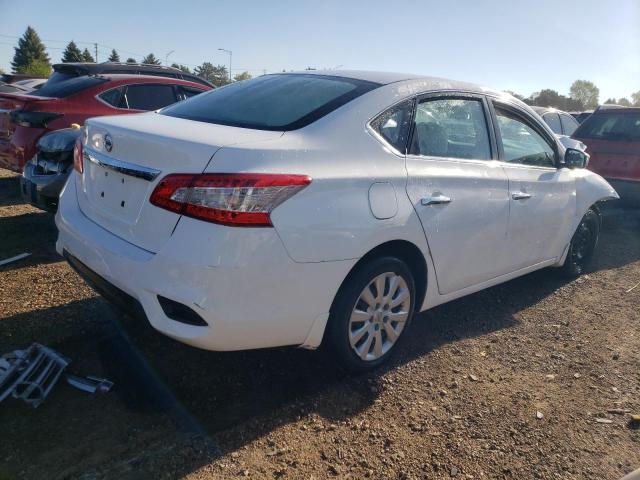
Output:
top-left (0, 0), bottom-right (638, 101)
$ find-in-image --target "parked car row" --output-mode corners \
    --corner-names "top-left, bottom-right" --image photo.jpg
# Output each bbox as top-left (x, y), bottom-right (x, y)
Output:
top-left (0, 63), bottom-right (213, 208)
top-left (573, 105), bottom-right (640, 205)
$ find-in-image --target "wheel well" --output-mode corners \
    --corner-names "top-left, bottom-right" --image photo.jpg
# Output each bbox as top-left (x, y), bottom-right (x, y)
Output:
top-left (590, 202), bottom-right (603, 228)
top-left (341, 240), bottom-right (428, 312)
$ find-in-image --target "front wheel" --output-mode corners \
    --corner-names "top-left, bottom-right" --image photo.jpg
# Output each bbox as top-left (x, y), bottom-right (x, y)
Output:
top-left (562, 208), bottom-right (600, 277)
top-left (325, 257), bottom-right (416, 372)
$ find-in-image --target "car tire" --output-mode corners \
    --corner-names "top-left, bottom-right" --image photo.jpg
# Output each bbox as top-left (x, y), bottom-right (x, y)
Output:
top-left (561, 208), bottom-right (600, 277)
top-left (325, 257), bottom-right (416, 372)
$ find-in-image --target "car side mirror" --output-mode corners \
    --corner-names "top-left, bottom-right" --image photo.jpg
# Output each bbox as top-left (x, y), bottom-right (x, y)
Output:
top-left (564, 148), bottom-right (589, 169)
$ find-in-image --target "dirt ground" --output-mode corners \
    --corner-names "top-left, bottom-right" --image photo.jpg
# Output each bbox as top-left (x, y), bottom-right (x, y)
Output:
top-left (1, 167), bottom-right (639, 480)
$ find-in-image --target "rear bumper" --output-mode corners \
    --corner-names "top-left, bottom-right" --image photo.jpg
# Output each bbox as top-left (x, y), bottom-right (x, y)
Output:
top-left (56, 175), bottom-right (355, 351)
top-left (0, 127), bottom-right (42, 172)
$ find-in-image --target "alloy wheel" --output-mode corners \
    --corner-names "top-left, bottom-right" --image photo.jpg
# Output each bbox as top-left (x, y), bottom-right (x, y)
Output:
top-left (348, 272), bottom-right (411, 361)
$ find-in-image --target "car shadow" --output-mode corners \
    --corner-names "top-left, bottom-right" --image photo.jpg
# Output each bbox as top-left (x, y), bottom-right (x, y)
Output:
top-left (0, 174), bottom-right (25, 208)
top-left (2, 196), bottom-right (639, 476)
top-left (591, 205), bottom-right (640, 272)
top-left (115, 264), bottom-right (570, 455)
top-left (0, 211), bottom-right (60, 271)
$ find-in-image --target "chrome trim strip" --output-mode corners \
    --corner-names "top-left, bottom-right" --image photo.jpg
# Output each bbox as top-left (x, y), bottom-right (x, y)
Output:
top-left (84, 147), bottom-right (161, 181)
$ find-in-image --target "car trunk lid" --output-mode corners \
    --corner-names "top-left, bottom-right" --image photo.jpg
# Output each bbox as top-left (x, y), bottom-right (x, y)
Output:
top-left (76, 113), bottom-right (282, 252)
top-left (0, 92), bottom-right (53, 141)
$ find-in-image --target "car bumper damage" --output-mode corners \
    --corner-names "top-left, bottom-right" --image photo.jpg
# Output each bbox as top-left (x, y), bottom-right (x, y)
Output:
top-left (56, 176), bottom-right (355, 351)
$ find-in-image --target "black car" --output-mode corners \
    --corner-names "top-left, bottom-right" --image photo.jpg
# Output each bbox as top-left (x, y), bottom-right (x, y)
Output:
top-left (45, 62), bottom-right (213, 88)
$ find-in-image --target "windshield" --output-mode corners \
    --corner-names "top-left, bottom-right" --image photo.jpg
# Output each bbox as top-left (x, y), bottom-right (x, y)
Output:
top-left (575, 111), bottom-right (640, 141)
top-left (160, 74), bottom-right (380, 131)
top-left (33, 76), bottom-right (107, 98)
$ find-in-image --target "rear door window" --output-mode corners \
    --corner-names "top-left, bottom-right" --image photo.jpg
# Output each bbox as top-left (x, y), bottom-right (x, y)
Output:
top-left (177, 86), bottom-right (207, 100)
top-left (409, 98), bottom-right (491, 160)
top-left (98, 87), bottom-right (126, 108)
top-left (369, 99), bottom-right (414, 153)
top-left (560, 114), bottom-right (579, 135)
top-left (124, 84), bottom-right (179, 110)
top-left (542, 112), bottom-right (562, 134)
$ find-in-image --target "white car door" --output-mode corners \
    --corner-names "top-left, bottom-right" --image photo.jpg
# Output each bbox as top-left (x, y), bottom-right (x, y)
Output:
top-left (490, 102), bottom-right (576, 270)
top-left (405, 94), bottom-right (511, 295)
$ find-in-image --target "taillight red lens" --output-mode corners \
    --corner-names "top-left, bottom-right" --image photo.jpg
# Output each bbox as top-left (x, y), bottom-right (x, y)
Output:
top-left (149, 173), bottom-right (311, 227)
top-left (73, 137), bottom-right (83, 173)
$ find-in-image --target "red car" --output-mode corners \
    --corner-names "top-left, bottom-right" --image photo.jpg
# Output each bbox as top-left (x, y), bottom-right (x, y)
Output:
top-left (0, 74), bottom-right (210, 172)
top-left (573, 106), bottom-right (640, 205)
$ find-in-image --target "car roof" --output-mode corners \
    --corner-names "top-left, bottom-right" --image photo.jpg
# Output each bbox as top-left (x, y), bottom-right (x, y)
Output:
top-left (52, 62), bottom-right (213, 87)
top-left (99, 73), bottom-right (207, 85)
top-left (594, 105), bottom-right (640, 113)
top-left (531, 106), bottom-right (574, 115)
top-left (279, 69), bottom-right (489, 91)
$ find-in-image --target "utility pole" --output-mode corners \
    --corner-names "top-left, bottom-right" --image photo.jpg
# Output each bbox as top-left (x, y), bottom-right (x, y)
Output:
top-left (94, 43), bottom-right (98, 62)
top-left (165, 50), bottom-right (174, 66)
top-left (218, 48), bottom-right (232, 82)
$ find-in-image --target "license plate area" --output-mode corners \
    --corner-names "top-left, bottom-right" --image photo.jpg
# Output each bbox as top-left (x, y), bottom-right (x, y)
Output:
top-left (84, 161), bottom-right (151, 224)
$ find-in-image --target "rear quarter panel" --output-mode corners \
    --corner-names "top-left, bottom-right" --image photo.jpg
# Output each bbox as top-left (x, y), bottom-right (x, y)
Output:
top-left (203, 83), bottom-right (431, 265)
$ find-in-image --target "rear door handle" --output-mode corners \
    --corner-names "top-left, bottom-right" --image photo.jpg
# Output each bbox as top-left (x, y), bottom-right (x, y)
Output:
top-left (511, 192), bottom-right (531, 200)
top-left (421, 194), bottom-right (452, 206)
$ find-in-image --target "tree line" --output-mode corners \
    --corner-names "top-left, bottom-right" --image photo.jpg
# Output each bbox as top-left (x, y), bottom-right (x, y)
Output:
top-left (4, 26), bottom-right (640, 106)
top-left (5, 26), bottom-right (251, 87)
top-left (509, 80), bottom-right (640, 111)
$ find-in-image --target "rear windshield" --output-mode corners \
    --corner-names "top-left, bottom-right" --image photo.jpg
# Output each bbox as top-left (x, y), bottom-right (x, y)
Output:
top-left (34, 76), bottom-right (107, 98)
top-left (160, 74), bottom-right (380, 131)
top-left (44, 71), bottom-right (79, 86)
top-left (575, 111), bottom-right (640, 141)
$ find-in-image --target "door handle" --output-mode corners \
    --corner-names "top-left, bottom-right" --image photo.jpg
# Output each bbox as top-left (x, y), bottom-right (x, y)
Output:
top-left (421, 194), bottom-right (452, 206)
top-left (511, 192), bottom-right (531, 200)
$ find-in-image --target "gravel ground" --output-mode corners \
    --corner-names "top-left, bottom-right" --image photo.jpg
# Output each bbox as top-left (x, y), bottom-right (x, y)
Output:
top-left (1, 168), bottom-right (639, 479)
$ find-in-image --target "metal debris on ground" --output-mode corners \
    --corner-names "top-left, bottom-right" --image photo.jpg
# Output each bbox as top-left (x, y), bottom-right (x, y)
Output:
top-left (65, 374), bottom-right (113, 394)
top-left (0, 252), bottom-right (31, 268)
top-left (0, 343), bottom-right (69, 408)
top-left (0, 343), bottom-right (114, 407)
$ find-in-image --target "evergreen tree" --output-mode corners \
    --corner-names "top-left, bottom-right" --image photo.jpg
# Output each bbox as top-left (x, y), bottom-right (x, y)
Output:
top-left (195, 62), bottom-right (229, 87)
top-left (11, 26), bottom-right (50, 73)
top-left (20, 59), bottom-right (51, 77)
top-left (108, 49), bottom-right (120, 62)
top-left (171, 63), bottom-right (191, 74)
top-left (141, 53), bottom-right (161, 65)
top-left (81, 48), bottom-right (95, 62)
top-left (126, 57), bottom-right (137, 64)
top-left (61, 41), bottom-right (83, 63)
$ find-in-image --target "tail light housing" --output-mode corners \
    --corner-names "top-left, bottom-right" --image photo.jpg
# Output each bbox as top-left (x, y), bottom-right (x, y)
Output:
top-left (10, 110), bottom-right (62, 128)
top-left (73, 137), bottom-right (83, 173)
top-left (150, 173), bottom-right (311, 227)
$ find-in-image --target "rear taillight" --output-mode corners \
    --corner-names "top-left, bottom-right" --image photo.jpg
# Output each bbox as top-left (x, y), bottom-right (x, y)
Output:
top-left (149, 173), bottom-right (311, 227)
top-left (10, 110), bottom-right (62, 128)
top-left (73, 137), bottom-right (83, 173)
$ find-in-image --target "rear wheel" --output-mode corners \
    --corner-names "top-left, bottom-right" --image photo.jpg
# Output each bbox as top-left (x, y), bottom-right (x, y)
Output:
top-left (326, 257), bottom-right (416, 372)
top-left (562, 208), bottom-right (600, 277)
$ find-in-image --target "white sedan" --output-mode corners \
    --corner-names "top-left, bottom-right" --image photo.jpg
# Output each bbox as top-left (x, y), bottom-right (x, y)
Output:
top-left (56, 71), bottom-right (618, 371)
